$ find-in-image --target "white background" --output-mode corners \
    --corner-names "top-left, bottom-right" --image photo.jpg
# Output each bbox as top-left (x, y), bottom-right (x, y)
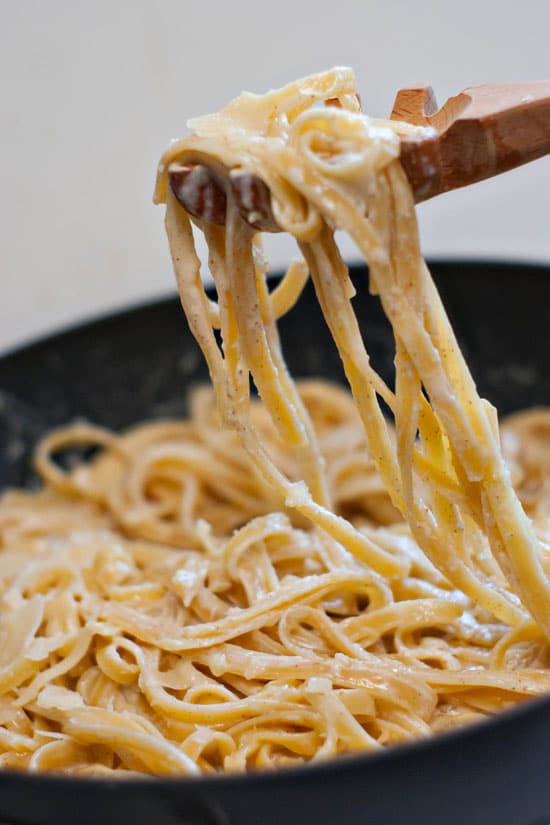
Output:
top-left (1, 0), bottom-right (549, 353)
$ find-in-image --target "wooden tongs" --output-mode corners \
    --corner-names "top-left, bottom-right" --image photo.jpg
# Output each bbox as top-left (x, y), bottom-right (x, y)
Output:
top-left (168, 82), bottom-right (550, 231)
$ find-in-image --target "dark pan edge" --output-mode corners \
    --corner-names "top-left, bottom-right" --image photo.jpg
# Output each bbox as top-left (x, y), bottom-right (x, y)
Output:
top-left (1, 257), bottom-right (548, 361)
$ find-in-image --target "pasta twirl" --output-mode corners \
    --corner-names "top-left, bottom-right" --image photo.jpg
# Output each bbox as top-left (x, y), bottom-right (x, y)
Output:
top-left (0, 68), bottom-right (549, 776)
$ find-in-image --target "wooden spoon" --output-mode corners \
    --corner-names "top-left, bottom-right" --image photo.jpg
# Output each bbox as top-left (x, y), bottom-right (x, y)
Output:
top-left (168, 81), bottom-right (550, 230)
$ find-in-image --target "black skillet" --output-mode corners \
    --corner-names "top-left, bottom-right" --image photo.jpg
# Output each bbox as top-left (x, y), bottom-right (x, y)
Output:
top-left (1, 260), bottom-right (550, 825)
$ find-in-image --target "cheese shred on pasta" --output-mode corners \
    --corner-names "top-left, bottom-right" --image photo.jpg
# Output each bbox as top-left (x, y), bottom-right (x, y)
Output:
top-left (1, 68), bottom-right (550, 776)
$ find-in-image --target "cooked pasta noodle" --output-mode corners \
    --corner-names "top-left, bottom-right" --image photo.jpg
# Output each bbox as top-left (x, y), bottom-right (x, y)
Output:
top-left (1, 68), bottom-right (550, 776)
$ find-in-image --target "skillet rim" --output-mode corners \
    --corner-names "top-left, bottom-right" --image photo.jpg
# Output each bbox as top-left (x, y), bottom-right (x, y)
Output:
top-left (0, 256), bottom-right (548, 362)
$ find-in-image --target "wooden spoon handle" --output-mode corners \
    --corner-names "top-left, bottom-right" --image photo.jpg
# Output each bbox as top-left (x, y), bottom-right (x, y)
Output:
top-left (392, 82), bottom-right (550, 201)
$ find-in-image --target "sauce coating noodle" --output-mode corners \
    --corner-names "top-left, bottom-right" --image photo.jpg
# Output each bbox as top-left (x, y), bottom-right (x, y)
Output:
top-left (0, 68), bottom-right (549, 776)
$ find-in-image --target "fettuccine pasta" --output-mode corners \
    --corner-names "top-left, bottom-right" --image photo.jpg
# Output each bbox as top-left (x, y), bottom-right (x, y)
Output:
top-left (0, 68), bottom-right (549, 776)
